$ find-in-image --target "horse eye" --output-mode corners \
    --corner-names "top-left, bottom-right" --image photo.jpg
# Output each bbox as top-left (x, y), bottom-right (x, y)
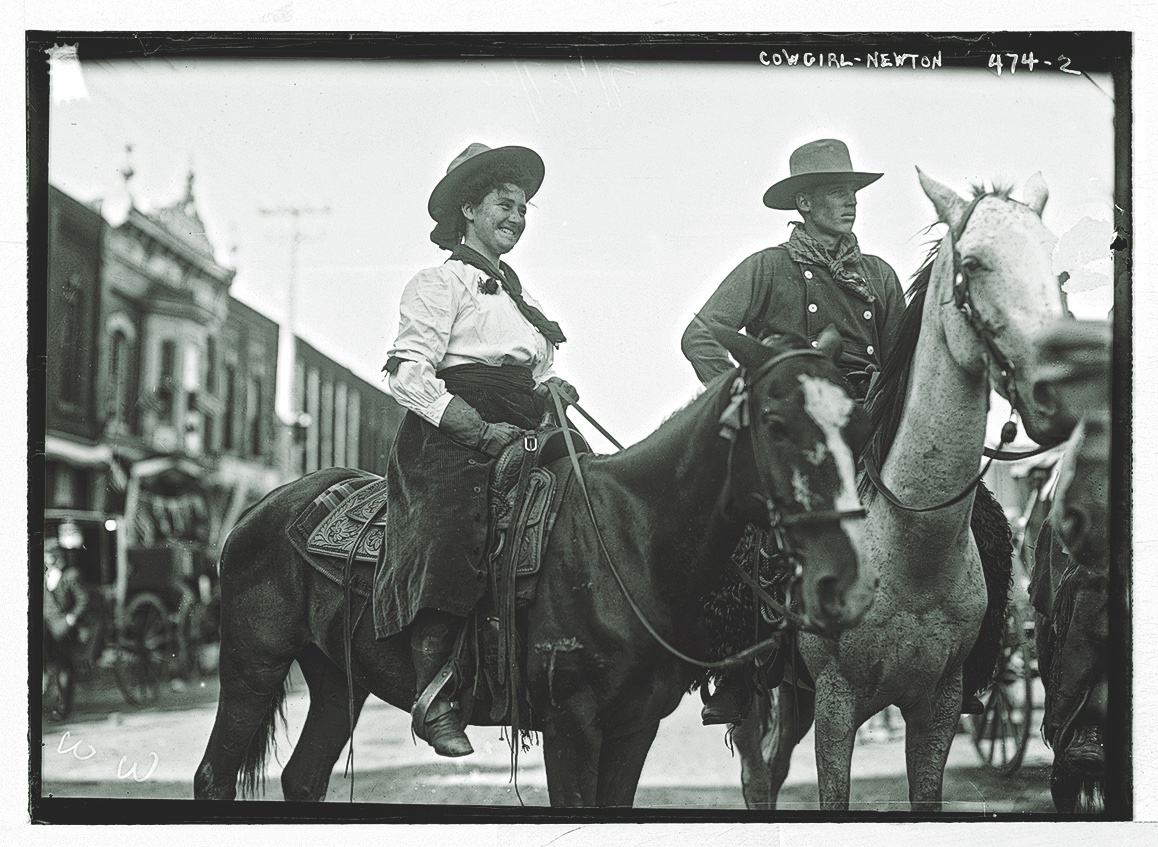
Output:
top-left (960, 256), bottom-right (987, 273)
top-left (761, 410), bottom-right (789, 438)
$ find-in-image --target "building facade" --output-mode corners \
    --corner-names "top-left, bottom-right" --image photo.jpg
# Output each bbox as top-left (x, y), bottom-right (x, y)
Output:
top-left (290, 336), bottom-right (404, 477)
top-left (43, 179), bottom-right (403, 617)
top-left (44, 186), bottom-right (109, 587)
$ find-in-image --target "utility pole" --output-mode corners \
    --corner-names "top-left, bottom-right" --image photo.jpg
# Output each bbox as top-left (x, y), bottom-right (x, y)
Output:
top-left (259, 204), bottom-right (330, 428)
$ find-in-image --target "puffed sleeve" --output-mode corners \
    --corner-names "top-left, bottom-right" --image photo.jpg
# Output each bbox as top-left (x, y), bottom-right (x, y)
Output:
top-left (385, 267), bottom-right (460, 426)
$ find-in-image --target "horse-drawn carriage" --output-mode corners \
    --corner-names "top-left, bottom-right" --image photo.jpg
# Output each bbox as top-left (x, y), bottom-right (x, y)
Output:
top-left (61, 540), bottom-right (220, 708)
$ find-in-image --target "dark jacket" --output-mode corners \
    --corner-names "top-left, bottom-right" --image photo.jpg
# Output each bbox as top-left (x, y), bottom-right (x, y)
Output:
top-left (682, 244), bottom-right (905, 384)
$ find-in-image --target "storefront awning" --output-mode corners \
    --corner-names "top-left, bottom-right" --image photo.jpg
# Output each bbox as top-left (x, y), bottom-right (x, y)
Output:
top-left (44, 434), bottom-right (113, 468)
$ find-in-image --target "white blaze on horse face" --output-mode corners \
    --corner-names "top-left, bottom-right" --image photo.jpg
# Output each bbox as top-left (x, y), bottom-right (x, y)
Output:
top-left (797, 375), bottom-right (861, 515)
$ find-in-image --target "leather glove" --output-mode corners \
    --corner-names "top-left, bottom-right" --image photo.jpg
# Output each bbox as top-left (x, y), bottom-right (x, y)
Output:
top-left (438, 395), bottom-right (523, 459)
top-left (534, 376), bottom-right (580, 407)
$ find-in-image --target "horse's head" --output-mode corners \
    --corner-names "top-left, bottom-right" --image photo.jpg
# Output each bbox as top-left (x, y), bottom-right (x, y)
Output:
top-left (1034, 318), bottom-right (1112, 561)
top-left (712, 324), bottom-right (875, 634)
top-left (917, 169), bottom-right (1071, 445)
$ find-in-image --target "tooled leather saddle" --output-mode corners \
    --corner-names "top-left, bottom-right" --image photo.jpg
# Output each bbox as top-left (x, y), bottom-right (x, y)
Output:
top-left (295, 422), bottom-right (588, 613)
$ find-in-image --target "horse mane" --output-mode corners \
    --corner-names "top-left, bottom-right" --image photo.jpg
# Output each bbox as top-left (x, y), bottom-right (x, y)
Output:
top-left (602, 331), bottom-right (814, 476)
top-left (861, 243), bottom-right (934, 482)
top-left (861, 183), bottom-right (1016, 484)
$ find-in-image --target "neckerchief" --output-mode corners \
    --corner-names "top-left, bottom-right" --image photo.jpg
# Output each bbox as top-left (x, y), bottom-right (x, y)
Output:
top-left (784, 224), bottom-right (875, 304)
top-left (449, 244), bottom-right (567, 345)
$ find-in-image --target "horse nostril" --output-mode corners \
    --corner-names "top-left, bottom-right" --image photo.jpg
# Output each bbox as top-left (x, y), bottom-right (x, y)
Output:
top-left (816, 576), bottom-right (843, 618)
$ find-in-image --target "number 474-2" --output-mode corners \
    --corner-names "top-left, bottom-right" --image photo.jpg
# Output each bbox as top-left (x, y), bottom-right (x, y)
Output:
top-left (989, 52), bottom-right (1079, 76)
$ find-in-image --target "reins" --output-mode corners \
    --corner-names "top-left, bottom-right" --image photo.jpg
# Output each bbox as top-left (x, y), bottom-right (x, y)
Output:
top-left (546, 349), bottom-right (864, 668)
top-left (864, 193), bottom-right (1060, 513)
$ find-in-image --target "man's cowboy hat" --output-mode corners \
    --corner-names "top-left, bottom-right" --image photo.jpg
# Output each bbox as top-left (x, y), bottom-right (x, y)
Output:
top-left (428, 143), bottom-right (545, 223)
top-left (762, 139), bottom-right (883, 210)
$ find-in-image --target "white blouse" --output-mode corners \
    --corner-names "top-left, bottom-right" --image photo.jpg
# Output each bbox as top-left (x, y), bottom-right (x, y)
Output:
top-left (387, 259), bottom-right (557, 426)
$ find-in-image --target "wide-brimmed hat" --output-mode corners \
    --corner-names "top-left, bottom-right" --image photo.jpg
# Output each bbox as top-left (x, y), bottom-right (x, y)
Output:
top-left (762, 139), bottom-right (882, 210)
top-left (427, 143), bottom-right (545, 224)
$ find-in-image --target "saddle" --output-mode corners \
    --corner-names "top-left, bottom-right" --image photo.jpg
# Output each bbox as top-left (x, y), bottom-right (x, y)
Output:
top-left (300, 427), bottom-right (584, 587)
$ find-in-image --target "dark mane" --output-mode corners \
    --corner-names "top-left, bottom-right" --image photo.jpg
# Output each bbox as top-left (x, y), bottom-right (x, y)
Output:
top-left (861, 241), bottom-right (938, 480)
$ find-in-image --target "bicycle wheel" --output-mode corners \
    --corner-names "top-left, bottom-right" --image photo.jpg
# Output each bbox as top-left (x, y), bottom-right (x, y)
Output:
top-left (113, 593), bottom-right (171, 706)
top-left (971, 609), bottom-right (1035, 775)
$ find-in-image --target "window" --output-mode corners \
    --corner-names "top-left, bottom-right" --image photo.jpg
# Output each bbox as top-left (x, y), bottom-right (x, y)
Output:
top-left (158, 339), bottom-right (177, 422)
top-left (59, 274), bottom-right (85, 405)
top-left (109, 330), bottom-right (127, 423)
top-left (222, 364), bottom-right (237, 450)
top-left (246, 374), bottom-right (263, 457)
top-left (206, 336), bottom-right (217, 394)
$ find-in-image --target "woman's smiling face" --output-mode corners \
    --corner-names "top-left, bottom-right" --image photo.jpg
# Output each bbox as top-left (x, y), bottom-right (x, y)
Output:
top-left (463, 183), bottom-right (528, 261)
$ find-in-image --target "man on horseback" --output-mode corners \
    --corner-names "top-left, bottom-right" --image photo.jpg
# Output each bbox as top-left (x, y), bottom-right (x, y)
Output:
top-left (682, 139), bottom-right (998, 725)
top-left (375, 143), bottom-right (578, 757)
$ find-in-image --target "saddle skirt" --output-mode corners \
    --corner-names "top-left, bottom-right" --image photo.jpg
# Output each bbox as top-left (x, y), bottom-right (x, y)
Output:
top-left (297, 439), bottom-right (576, 587)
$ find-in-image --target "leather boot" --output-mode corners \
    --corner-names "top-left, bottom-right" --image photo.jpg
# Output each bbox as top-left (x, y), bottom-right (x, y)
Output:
top-left (409, 610), bottom-right (473, 757)
top-left (701, 670), bottom-right (753, 726)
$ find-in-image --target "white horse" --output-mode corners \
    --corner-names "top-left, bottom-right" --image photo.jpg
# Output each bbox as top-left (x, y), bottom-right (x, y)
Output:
top-left (732, 170), bottom-right (1073, 811)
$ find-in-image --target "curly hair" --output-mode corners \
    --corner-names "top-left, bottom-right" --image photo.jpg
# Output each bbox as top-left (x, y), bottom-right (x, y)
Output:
top-left (446, 162), bottom-right (535, 242)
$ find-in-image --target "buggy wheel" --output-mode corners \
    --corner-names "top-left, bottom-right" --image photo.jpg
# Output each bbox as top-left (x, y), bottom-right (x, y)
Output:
top-left (113, 593), bottom-right (171, 706)
top-left (971, 609), bottom-right (1034, 775)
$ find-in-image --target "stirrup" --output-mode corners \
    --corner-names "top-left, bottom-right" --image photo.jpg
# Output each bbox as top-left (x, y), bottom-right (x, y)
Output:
top-left (413, 698), bottom-right (474, 757)
top-left (412, 662), bottom-right (473, 756)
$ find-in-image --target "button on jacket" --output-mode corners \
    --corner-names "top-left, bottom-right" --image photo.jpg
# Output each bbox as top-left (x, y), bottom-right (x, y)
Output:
top-left (682, 244), bottom-right (905, 384)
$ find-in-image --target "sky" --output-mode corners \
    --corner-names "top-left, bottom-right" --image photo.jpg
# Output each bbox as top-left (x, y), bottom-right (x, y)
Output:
top-left (46, 52), bottom-right (1117, 448)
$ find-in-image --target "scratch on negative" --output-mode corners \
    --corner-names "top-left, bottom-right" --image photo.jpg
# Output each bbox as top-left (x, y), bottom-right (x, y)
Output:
top-left (535, 638), bottom-right (582, 707)
top-left (542, 826), bottom-right (585, 846)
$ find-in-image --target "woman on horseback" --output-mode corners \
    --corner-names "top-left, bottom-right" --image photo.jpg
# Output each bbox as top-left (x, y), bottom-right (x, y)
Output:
top-left (374, 143), bottom-right (578, 757)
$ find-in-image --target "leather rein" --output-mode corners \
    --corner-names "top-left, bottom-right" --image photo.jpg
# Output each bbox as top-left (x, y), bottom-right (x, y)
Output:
top-left (546, 348), bottom-right (866, 670)
top-left (864, 192), bottom-right (1058, 514)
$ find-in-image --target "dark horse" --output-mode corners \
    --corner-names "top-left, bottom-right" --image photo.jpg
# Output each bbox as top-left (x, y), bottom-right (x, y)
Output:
top-left (193, 327), bottom-right (877, 807)
top-left (1027, 319), bottom-right (1113, 813)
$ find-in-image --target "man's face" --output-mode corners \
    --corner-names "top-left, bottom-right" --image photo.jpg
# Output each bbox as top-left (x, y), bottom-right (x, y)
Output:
top-left (463, 183), bottom-right (527, 259)
top-left (800, 182), bottom-right (858, 242)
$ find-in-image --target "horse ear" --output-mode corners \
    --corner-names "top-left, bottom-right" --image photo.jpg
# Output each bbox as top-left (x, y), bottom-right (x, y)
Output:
top-left (816, 324), bottom-right (843, 364)
top-left (916, 167), bottom-right (968, 231)
top-left (709, 324), bottom-right (775, 370)
top-left (1022, 172), bottom-right (1049, 216)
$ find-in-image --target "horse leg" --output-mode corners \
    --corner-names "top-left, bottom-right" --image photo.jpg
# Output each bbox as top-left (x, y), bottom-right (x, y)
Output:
top-left (733, 688), bottom-right (774, 809)
top-left (811, 675), bottom-right (860, 811)
top-left (280, 645), bottom-right (370, 802)
top-left (194, 645), bottom-right (296, 800)
top-left (541, 703), bottom-right (602, 807)
top-left (901, 680), bottom-right (961, 812)
top-left (752, 683), bottom-right (816, 810)
top-left (594, 721), bottom-right (660, 807)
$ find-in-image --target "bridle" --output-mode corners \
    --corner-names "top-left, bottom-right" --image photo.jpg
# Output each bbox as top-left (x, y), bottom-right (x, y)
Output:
top-left (864, 192), bottom-right (1058, 514)
top-left (548, 346), bottom-right (868, 667)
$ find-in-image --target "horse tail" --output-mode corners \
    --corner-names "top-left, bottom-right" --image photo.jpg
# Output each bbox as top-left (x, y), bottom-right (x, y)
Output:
top-left (963, 481), bottom-right (1014, 696)
top-left (237, 677), bottom-right (290, 799)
